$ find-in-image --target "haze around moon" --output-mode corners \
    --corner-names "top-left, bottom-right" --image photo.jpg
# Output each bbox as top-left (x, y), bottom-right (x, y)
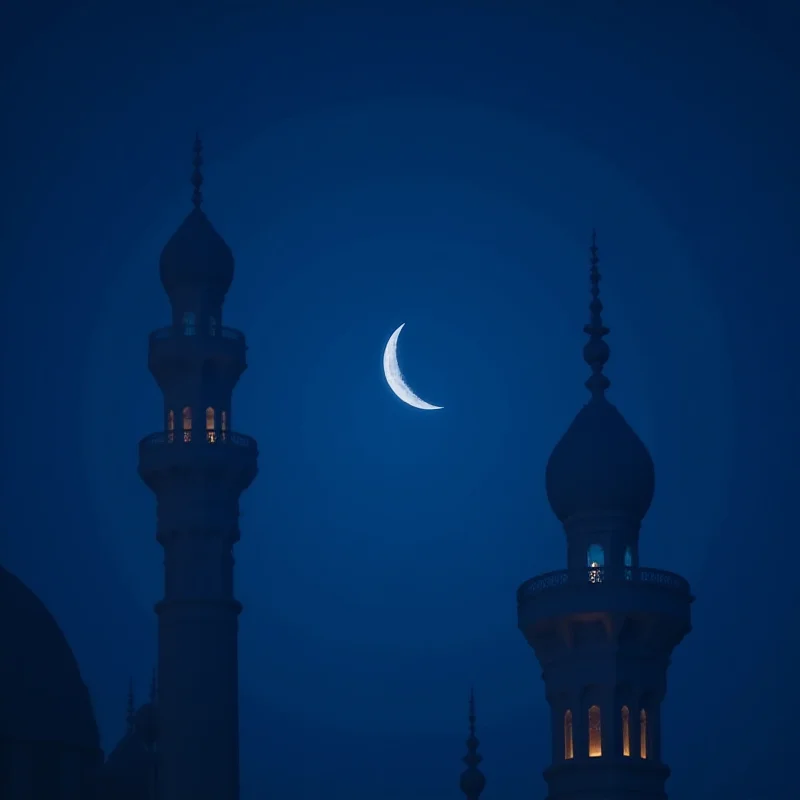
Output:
top-left (382, 323), bottom-right (443, 411)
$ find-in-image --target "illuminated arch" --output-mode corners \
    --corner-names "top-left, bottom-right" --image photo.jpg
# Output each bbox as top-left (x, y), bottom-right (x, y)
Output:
top-left (588, 705), bottom-right (602, 757)
top-left (621, 706), bottom-right (630, 756)
top-left (587, 544), bottom-right (604, 583)
top-left (564, 710), bottom-right (574, 760)
top-left (206, 407), bottom-right (216, 443)
top-left (640, 709), bottom-right (648, 759)
top-left (182, 407), bottom-right (192, 442)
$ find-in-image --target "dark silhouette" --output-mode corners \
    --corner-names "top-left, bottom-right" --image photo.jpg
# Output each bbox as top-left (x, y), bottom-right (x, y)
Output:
top-left (517, 233), bottom-right (693, 799)
top-left (0, 566), bottom-right (103, 796)
top-left (99, 675), bottom-right (158, 799)
top-left (0, 146), bottom-right (693, 800)
top-left (137, 135), bottom-right (259, 800)
top-left (459, 689), bottom-right (486, 800)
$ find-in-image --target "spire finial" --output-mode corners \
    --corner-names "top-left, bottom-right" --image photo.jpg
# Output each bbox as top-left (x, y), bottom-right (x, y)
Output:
top-left (460, 688), bottom-right (486, 800)
top-left (191, 133), bottom-right (204, 209)
top-left (583, 229), bottom-right (611, 398)
top-left (126, 678), bottom-right (135, 733)
top-left (468, 686), bottom-right (476, 737)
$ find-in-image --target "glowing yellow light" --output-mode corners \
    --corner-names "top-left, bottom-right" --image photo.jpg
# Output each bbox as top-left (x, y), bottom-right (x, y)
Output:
top-left (588, 706), bottom-right (602, 757)
top-left (640, 710), bottom-right (648, 759)
top-left (621, 706), bottom-right (630, 756)
top-left (564, 710), bottom-right (574, 760)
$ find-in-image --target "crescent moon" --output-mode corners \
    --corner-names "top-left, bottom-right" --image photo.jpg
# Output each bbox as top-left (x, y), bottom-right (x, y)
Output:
top-left (382, 324), bottom-right (443, 411)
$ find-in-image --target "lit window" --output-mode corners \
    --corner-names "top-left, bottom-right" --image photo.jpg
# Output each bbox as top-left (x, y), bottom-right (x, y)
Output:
top-left (625, 546), bottom-right (633, 581)
top-left (182, 407), bottom-right (192, 443)
top-left (206, 407), bottom-right (216, 443)
top-left (640, 710), bottom-right (648, 759)
top-left (621, 706), bottom-right (630, 756)
top-left (587, 544), bottom-right (604, 583)
top-left (182, 312), bottom-right (196, 336)
top-left (209, 316), bottom-right (217, 336)
top-left (167, 410), bottom-right (175, 443)
top-left (588, 705), bottom-right (602, 757)
top-left (564, 710), bottom-right (574, 760)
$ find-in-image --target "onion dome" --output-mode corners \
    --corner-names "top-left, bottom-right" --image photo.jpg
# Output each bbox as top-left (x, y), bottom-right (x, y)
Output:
top-left (459, 689), bottom-right (486, 800)
top-left (545, 233), bottom-right (655, 524)
top-left (159, 135), bottom-right (234, 301)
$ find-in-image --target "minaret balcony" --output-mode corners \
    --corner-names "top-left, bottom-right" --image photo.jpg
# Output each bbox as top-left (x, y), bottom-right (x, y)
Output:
top-left (138, 429), bottom-right (258, 491)
top-left (148, 325), bottom-right (247, 375)
top-left (517, 567), bottom-right (692, 638)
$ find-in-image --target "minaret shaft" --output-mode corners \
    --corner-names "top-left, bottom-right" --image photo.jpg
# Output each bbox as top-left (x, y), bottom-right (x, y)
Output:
top-left (156, 595), bottom-right (241, 799)
top-left (138, 138), bottom-right (257, 800)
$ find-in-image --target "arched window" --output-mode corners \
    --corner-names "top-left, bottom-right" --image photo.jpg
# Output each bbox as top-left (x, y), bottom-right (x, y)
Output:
top-left (624, 546), bottom-right (634, 580)
top-left (206, 407), bottom-right (216, 443)
top-left (588, 705), bottom-right (602, 757)
top-left (182, 312), bottom-right (196, 335)
top-left (209, 316), bottom-right (217, 336)
top-left (221, 410), bottom-right (228, 439)
top-left (182, 407), bottom-right (192, 442)
top-left (564, 710), bottom-right (574, 760)
top-left (621, 706), bottom-right (631, 756)
top-left (640, 710), bottom-right (648, 759)
top-left (587, 544), bottom-right (604, 583)
top-left (167, 409), bottom-right (175, 443)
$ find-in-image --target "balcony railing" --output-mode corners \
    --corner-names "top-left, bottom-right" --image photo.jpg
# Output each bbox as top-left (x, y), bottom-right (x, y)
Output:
top-left (517, 567), bottom-right (691, 606)
top-left (140, 430), bottom-right (257, 449)
top-left (149, 325), bottom-right (245, 346)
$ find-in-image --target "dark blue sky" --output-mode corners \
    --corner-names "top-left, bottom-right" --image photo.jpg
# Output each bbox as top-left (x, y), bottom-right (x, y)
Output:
top-left (1, 1), bottom-right (799, 797)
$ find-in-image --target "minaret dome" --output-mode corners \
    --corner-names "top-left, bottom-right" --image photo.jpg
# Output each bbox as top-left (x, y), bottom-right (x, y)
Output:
top-left (159, 135), bottom-right (235, 313)
top-left (545, 232), bottom-right (654, 526)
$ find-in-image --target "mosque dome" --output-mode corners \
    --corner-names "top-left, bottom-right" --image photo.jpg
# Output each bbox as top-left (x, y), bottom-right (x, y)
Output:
top-left (159, 136), bottom-right (234, 300)
top-left (101, 724), bottom-right (158, 800)
top-left (544, 234), bottom-right (655, 524)
top-left (0, 565), bottom-right (100, 750)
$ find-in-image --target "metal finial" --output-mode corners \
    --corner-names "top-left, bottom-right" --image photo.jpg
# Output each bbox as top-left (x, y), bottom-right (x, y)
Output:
top-left (468, 687), bottom-right (476, 737)
top-left (126, 678), bottom-right (135, 733)
top-left (191, 133), bottom-right (204, 209)
top-left (583, 230), bottom-right (611, 398)
top-left (460, 688), bottom-right (486, 799)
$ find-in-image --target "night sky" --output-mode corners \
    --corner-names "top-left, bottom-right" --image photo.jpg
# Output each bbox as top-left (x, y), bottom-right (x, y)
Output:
top-left (2, 2), bottom-right (799, 798)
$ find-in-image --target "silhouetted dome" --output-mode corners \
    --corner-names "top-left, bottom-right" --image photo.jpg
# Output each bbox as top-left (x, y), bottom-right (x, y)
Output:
top-left (101, 723), bottom-right (157, 800)
top-left (159, 207), bottom-right (234, 299)
top-left (545, 396), bottom-right (655, 523)
top-left (0, 566), bottom-right (100, 749)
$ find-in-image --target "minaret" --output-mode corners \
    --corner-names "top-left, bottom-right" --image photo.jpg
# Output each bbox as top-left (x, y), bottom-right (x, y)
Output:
top-left (517, 234), bottom-right (692, 800)
top-left (138, 137), bottom-right (257, 800)
top-left (126, 679), bottom-right (135, 734)
top-left (459, 689), bottom-right (486, 800)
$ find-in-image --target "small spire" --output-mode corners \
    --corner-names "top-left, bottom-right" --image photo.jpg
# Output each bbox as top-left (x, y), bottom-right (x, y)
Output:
top-left (191, 133), bottom-right (204, 209)
top-left (460, 688), bottom-right (486, 800)
top-left (468, 686), bottom-right (476, 738)
top-left (583, 230), bottom-right (611, 399)
top-left (126, 678), bottom-right (135, 733)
